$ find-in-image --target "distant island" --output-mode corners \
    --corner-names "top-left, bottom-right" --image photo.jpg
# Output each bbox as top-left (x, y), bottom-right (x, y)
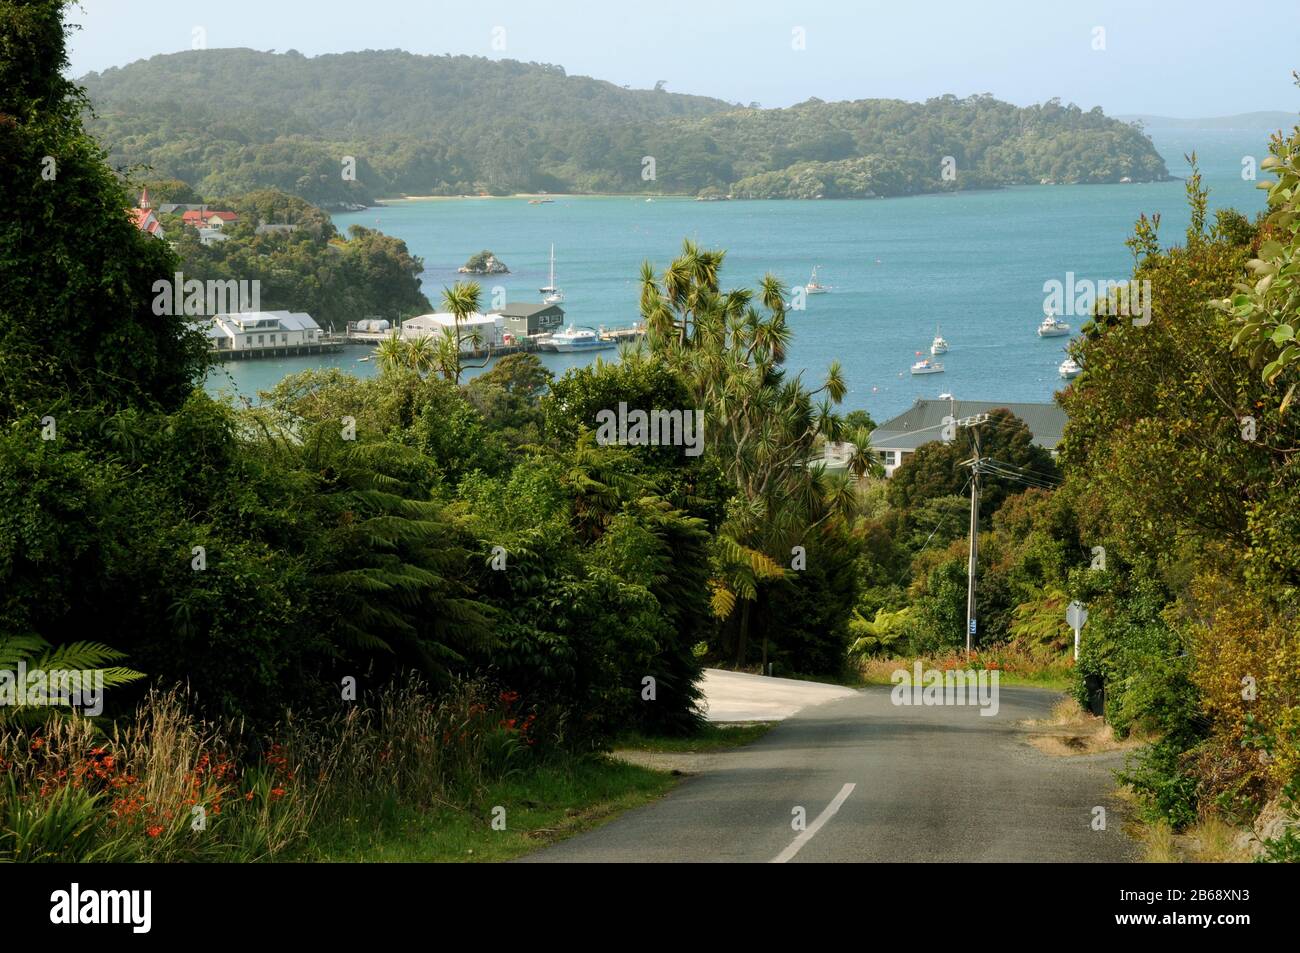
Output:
top-left (458, 250), bottom-right (509, 275)
top-left (81, 49), bottom-right (1169, 205)
top-left (1117, 111), bottom-right (1296, 131)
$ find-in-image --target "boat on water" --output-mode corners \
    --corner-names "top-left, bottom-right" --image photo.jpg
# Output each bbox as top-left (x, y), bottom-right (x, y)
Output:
top-left (357, 355), bottom-right (371, 362)
top-left (539, 244), bottom-right (564, 304)
top-left (805, 265), bottom-right (831, 295)
top-left (1059, 357), bottom-right (1082, 379)
top-left (550, 324), bottom-right (616, 352)
top-left (528, 198), bottom-right (554, 205)
top-left (1037, 312), bottom-right (1071, 337)
top-left (911, 357), bottom-right (945, 375)
top-left (930, 326), bottom-right (949, 355)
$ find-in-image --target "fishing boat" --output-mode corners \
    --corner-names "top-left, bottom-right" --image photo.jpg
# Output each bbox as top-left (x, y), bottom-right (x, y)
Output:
top-left (539, 244), bottom-right (564, 304)
top-left (805, 265), bottom-right (831, 295)
top-left (1059, 357), bottom-right (1082, 379)
top-left (550, 324), bottom-right (616, 352)
top-left (1037, 311), bottom-right (1071, 337)
top-left (911, 357), bottom-right (945, 375)
top-left (930, 326), bottom-right (949, 355)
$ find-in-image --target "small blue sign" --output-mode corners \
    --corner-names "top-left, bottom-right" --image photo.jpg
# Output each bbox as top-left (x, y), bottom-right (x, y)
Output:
top-left (968, 618), bottom-right (977, 635)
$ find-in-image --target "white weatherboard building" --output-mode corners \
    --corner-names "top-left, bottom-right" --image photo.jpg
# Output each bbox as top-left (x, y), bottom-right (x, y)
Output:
top-left (401, 312), bottom-right (503, 351)
top-left (193, 311), bottom-right (323, 353)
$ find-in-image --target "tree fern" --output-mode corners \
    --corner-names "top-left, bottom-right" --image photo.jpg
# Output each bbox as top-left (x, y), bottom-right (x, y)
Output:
top-left (0, 636), bottom-right (143, 723)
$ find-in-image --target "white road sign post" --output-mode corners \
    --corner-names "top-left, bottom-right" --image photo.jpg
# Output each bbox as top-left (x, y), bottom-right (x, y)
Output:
top-left (1066, 600), bottom-right (1088, 661)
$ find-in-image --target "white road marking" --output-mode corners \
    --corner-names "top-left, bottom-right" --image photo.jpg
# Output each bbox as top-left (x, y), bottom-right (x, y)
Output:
top-left (770, 782), bottom-right (856, 863)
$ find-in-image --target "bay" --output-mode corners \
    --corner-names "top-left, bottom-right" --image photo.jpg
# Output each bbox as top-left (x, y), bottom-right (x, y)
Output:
top-left (207, 126), bottom-right (1275, 422)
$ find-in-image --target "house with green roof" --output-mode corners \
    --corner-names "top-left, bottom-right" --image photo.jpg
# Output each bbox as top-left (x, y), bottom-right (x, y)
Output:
top-left (491, 301), bottom-right (565, 337)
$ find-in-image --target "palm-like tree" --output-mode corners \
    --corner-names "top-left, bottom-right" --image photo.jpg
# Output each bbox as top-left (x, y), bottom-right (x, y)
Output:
top-left (845, 425), bottom-right (884, 481)
top-left (376, 331), bottom-right (409, 373)
top-left (440, 281), bottom-right (482, 385)
top-left (405, 334), bottom-right (436, 377)
top-left (641, 241), bottom-right (854, 664)
top-left (434, 328), bottom-right (459, 382)
top-left (617, 336), bottom-right (648, 365)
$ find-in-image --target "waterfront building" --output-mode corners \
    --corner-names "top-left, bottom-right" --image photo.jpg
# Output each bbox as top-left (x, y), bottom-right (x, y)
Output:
top-left (492, 301), bottom-right (565, 337)
top-left (193, 310), bottom-right (325, 355)
top-left (401, 312), bottom-right (503, 350)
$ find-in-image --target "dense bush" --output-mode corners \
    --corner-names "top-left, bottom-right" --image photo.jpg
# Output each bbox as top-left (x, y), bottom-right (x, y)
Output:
top-left (80, 50), bottom-right (1167, 201)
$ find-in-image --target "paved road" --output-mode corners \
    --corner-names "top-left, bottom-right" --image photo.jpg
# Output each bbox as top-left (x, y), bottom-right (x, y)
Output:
top-left (524, 684), bottom-right (1137, 863)
top-left (699, 668), bottom-right (858, 721)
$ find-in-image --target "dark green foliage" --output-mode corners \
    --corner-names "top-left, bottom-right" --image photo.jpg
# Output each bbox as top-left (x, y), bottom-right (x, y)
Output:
top-left (542, 357), bottom-right (692, 449)
top-left (763, 523), bottom-right (862, 675)
top-left (902, 558), bottom-right (969, 655)
top-left (1121, 737), bottom-right (1201, 830)
top-left (0, 0), bottom-right (208, 421)
top-left (463, 353), bottom-right (553, 450)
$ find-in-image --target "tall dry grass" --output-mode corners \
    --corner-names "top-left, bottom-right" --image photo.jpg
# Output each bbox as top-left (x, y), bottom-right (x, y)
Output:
top-left (0, 676), bottom-right (538, 862)
top-left (854, 645), bottom-right (1075, 686)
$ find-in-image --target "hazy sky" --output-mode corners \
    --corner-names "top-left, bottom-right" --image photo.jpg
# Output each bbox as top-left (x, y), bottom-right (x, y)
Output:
top-left (68, 0), bottom-right (1298, 117)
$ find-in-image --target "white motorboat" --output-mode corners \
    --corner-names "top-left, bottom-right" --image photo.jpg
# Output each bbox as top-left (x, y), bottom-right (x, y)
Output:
top-left (1059, 357), bottom-right (1082, 379)
top-left (930, 326), bottom-right (949, 355)
top-left (1038, 312), bottom-right (1071, 337)
top-left (550, 324), bottom-right (616, 352)
top-left (911, 357), bottom-right (945, 375)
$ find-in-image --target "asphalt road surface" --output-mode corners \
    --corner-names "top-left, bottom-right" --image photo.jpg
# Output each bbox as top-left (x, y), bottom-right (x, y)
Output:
top-left (523, 684), bottom-right (1137, 863)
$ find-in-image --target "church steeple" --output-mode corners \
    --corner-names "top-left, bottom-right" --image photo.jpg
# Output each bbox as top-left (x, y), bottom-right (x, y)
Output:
top-left (139, 187), bottom-right (151, 209)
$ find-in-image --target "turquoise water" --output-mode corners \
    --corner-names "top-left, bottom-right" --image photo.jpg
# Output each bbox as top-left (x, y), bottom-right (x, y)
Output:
top-left (209, 127), bottom-right (1275, 421)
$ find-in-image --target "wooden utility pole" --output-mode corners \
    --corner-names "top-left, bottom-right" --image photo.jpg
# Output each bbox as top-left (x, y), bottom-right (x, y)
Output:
top-left (952, 414), bottom-right (988, 655)
top-left (965, 434), bottom-right (980, 655)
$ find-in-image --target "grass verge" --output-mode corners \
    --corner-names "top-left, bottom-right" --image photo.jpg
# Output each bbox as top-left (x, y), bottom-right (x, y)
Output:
top-left (612, 722), bottom-right (776, 753)
top-left (854, 649), bottom-right (1074, 691)
top-left (291, 755), bottom-right (677, 862)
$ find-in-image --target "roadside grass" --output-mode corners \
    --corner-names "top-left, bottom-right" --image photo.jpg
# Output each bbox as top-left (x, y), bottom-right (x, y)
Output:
top-left (612, 722), bottom-right (776, 753)
top-left (1115, 783), bottom-right (1260, 863)
top-left (853, 648), bottom-right (1074, 691)
top-left (1139, 817), bottom-right (1179, 863)
top-left (1132, 814), bottom-right (1253, 863)
top-left (292, 756), bottom-right (677, 863)
top-left (1, 683), bottom-right (685, 863)
top-left (1023, 697), bottom-right (1150, 756)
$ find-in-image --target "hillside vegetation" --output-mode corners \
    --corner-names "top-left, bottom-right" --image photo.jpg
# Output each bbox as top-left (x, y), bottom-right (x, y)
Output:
top-left (81, 49), bottom-right (1169, 204)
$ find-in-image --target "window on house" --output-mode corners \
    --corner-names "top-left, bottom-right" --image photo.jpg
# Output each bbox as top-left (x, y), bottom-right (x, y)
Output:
top-left (281, 333), bottom-right (288, 344)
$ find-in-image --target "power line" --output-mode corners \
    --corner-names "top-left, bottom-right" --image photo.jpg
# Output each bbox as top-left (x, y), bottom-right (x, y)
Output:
top-left (978, 464), bottom-right (1058, 491)
top-left (981, 457), bottom-right (1063, 485)
top-left (914, 475), bottom-right (972, 555)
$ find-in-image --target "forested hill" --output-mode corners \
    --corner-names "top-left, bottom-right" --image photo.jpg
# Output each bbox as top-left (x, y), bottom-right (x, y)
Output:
top-left (81, 49), bottom-right (1169, 205)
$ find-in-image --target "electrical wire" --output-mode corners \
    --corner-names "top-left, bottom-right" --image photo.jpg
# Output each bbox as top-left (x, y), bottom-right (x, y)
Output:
top-left (913, 475), bottom-right (972, 554)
